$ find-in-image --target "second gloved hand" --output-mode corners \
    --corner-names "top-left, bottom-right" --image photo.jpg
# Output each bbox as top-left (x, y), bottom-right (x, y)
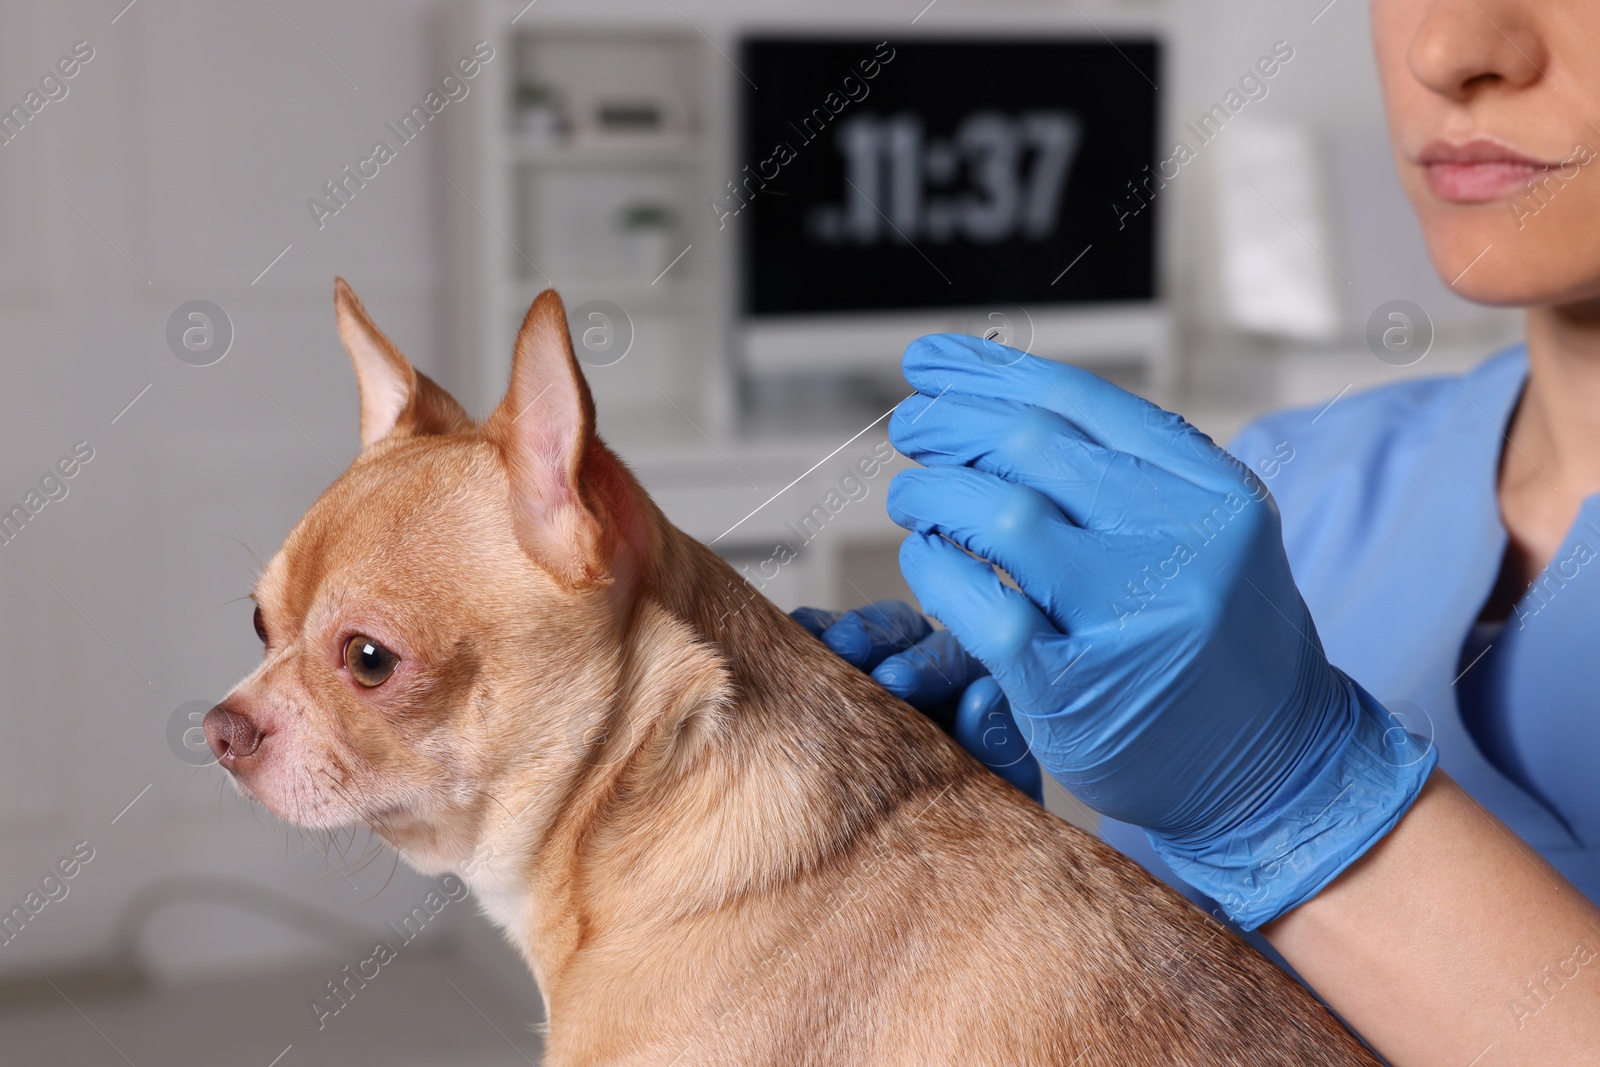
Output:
top-left (885, 334), bottom-right (1437, 929)
top-left (791, 600), bottom-right (1042, 801)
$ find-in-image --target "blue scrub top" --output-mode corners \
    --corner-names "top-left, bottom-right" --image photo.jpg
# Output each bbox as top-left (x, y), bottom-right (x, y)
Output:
top-left (1102, 344), bottom-right (1600, 910)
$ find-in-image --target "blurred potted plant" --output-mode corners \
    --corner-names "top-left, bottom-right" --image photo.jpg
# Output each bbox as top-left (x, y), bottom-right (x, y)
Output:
top-left (617, 201), bottom-right (678, 281)
top-left (514, 81), bottom-right (566, 144)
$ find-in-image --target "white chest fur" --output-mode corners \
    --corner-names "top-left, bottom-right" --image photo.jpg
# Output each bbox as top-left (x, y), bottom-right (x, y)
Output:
top-left (461, 856), bottom-right (551, 1021)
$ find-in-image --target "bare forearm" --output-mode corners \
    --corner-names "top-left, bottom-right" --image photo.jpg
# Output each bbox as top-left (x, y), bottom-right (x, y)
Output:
top-left (1265, 772), bottom-right (1600, 1066)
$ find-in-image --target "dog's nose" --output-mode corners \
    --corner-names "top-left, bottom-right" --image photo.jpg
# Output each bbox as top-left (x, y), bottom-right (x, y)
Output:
top-left (204, 703), bottom-right (264, 763)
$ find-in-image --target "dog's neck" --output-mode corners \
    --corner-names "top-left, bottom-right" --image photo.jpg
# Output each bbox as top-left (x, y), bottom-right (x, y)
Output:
top-left (635, 525), bottom-right (960, 888)
top-left (458, 517), bottom-right (964, 1011)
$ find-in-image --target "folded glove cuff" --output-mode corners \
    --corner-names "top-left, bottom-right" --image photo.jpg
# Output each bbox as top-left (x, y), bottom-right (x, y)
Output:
top-left (1147, 672), bottom-right (1438, 930)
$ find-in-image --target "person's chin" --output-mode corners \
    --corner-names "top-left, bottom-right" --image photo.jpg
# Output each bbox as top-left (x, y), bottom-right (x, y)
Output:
top-left (1411, 188), bottom-right (1600, 307)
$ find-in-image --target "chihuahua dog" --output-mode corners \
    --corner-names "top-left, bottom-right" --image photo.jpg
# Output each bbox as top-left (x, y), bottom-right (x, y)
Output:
top-left (207, 280), bottom-right (1377, 1066)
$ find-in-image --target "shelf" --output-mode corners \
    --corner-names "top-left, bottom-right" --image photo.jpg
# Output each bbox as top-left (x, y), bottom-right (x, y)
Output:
top-left (509, 134), bottom-right (699, 167)
top-left (510, 278), bottom-right (710, 313)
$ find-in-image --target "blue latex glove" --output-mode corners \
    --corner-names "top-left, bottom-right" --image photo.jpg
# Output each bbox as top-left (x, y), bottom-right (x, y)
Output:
top-left (884, 333), bottom-right (1438, 929)
top-left (792, 600), bottom-right (1043, 801)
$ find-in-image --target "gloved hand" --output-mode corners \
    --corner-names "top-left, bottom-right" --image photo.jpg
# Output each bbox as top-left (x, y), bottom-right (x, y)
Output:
top-left (792, 600), bottom-right (1042, 802)
top-left (883, 333), bottom-right (1437, 929)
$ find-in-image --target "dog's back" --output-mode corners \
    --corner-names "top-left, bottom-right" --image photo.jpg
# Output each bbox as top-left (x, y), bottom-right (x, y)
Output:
top-left (538, 531), bottom-right (1378, 1067)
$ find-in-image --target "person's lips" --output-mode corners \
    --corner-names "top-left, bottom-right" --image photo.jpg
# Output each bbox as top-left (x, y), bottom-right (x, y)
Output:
top-left (1417, 139), bottom-right (1563, 203)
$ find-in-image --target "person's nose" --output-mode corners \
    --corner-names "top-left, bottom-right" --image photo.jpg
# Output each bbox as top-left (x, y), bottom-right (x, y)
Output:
top-left (1407, 0), bottom-right (1546, 101)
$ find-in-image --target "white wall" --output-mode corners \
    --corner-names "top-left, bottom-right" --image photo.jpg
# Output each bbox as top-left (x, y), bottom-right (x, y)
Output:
top-left (0, 0), bottom-right (462, 981)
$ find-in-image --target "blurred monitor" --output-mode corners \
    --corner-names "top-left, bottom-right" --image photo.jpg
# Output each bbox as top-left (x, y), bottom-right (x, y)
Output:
top-left (735, 36), bottom-right (1164, 379)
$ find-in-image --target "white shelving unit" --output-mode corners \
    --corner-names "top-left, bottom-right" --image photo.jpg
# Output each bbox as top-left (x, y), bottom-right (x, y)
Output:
top-left (446, 2), bottom-right (891, 607)
top-left (447, 5), bottom-right (730, 432)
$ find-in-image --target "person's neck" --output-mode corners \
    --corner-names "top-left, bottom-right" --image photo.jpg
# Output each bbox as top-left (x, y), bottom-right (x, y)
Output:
top-left (1479, 303), bottom-right (1600, 603)
top-left (1513, 304), bottom-right (1600, 495)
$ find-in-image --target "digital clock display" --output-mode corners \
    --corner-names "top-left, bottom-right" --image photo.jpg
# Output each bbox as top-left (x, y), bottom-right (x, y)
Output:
top-left (738, 38), bottom-right (1160, 317)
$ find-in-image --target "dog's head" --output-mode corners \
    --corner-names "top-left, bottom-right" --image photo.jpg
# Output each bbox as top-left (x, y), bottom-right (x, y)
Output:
top-left (207, 280), bottom-right (681, 869)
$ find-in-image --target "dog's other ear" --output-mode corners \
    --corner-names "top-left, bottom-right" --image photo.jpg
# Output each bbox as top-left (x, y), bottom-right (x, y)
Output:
top-left (335, 277), bottom-right (471, 448)
top-left (484, 289), bottom-right (629, 589)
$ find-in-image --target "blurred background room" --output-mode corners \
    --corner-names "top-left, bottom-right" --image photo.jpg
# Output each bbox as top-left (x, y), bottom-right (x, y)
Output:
top-left (0, 0), bottom-right (1519, 1063)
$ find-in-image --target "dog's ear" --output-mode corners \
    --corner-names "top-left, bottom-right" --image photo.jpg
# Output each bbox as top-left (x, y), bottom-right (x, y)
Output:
top-left (484, 289), bottom-right (629, 589)
top-left (335, 277), bottom-right (471, 448)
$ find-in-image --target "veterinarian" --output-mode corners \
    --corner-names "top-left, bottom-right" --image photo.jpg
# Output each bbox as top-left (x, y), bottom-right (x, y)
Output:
top-left (804, 0), bottom-right (1600, 1060)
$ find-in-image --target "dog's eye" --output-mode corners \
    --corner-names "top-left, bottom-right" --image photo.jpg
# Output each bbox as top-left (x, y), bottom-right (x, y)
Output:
top-left (344, 635), bottom-right (399, 688)
top-left (252, 606), bottom-right (268, 645)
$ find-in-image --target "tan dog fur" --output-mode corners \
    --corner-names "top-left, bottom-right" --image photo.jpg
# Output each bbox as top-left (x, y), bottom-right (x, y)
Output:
top-left (212, 281), bottom-right (1379, 1066)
